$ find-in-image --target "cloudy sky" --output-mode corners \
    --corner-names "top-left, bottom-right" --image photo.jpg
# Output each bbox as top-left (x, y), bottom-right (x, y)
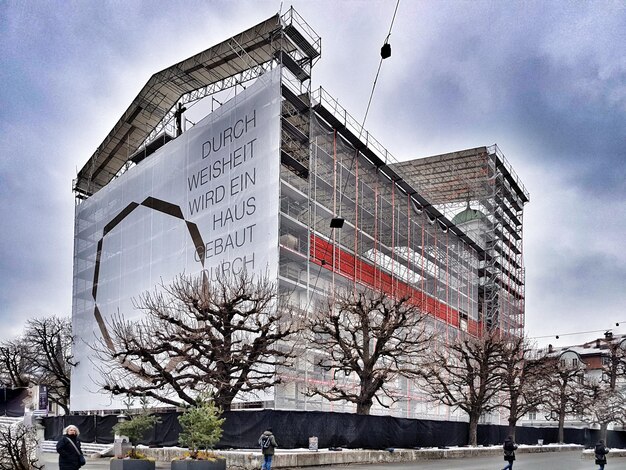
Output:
top-left (1, 0), bottom-right (624, 347)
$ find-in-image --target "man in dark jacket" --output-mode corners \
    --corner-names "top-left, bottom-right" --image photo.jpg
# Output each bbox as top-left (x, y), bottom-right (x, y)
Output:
top-left (501, 435), bottom-right (518, 470)
top-left (258, 427), bottom-right (278, 470)
top-left (595, 439), bottom-right (609, 470)
top-left (56, 425), bottom-right (85, 470)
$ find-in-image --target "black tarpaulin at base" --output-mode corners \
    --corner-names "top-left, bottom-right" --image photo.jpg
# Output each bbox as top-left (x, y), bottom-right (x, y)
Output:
top-left (478, 425), bottom-right (626, 449)
top-left (43, 409), bottom-right (626, 449)
top-left (224, 410), bottom-right (421, 449)
top-left (0, 388), bottom-right (28, 417)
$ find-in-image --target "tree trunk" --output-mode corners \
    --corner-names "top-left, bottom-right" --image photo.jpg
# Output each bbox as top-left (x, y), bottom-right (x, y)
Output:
top-left (507, 397), bottom-right (518, 440)
top-left (356, 400), bottom-right (372, 415)
top-left (215, 390), bottom-right (235, 412)
top-left (600, 423), bottom-right (608, 444)
top-left (558, 412), bottom-right (565, 444)
top-left (468, 413), bottom-right (479, 446)
top-left (57, 400), bottom-right (69, 415)
top-left (507, 416), bottom-right (517, 441)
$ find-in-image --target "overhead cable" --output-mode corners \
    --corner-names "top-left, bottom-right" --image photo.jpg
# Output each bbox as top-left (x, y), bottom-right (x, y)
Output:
top-left (528, 321), bottom-right (625, 340)
top-left (360, 0), bottom-right (400, 132)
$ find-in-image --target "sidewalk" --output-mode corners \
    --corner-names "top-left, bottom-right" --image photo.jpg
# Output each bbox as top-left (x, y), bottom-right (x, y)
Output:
top-left (40, 453), bottom-right (170, 469)
top-left (40, 444), bottom-right (592, 469)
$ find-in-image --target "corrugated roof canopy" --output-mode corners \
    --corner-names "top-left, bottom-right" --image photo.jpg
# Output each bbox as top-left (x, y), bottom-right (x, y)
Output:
top-left (391, 146), bottom-right (530, 206)
top-left (74, 13), bottom-right (285, 197)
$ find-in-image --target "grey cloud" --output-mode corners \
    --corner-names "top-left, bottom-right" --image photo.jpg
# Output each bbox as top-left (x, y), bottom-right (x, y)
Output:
top-left (532, 248), bottom-right (626, 302)
top-left (374, 4), bottom-right (625, 199)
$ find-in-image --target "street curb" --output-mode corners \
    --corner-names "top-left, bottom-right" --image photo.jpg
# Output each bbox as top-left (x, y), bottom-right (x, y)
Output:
top-left (581, 449), bottom-right (626, 460)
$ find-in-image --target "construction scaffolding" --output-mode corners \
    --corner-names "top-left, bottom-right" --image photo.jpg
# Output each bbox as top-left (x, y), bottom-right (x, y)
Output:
top-left (277, 86), bottom-right (494, 415)
top-left (73, 7), bottom-right (320, 198)
top-left (73, 7), bottom-right (529, 418)
top-left (392, 148), bottom-right (530, 337)
top-left (277, 51), bottom-right (529, 414)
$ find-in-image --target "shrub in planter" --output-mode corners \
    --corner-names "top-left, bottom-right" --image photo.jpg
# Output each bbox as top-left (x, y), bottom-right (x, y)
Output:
top-left (110, 399), bottom-right (160, 468)
top-left (172, 394), bottom-right (226, 470)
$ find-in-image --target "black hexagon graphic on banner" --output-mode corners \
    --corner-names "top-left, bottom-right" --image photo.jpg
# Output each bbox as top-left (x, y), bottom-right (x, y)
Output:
top-left (91, 196), bottom-right (206, 352)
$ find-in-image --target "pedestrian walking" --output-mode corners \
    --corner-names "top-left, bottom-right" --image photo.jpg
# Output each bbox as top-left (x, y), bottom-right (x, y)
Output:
top-left (501, 435), bottom-right (518, 470)
top-left (56, 424), bottom-right (86, 469)
top-left (258, 427), bottom-right (278, 470)
top-left (594, 439), bottom-right (609, 470)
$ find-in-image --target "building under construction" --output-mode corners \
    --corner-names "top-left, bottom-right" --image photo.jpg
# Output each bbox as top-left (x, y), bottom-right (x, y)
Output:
top-left (71, 8), bottom-right (529, 417)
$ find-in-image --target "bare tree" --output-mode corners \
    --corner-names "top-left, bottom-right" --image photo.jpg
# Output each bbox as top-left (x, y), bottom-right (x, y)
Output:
top-left (93, 271), bottom-right (300, 410)
top-left (500, 337), bottom-right (551, 440)
top-left (0, 423), bottom-right (43, 470)
top-left (22, 316), bottom-right (76, 414)
top-left (584, 381), bottom-right (626, 443)
top-left (583, 335), bottom-right (626, 442)
top-left (306, 288), bottom-right (432, 415)
top-left (0, 339), bottom-right (31, 388)
top-left (420, 331), bottom-right (506, 446)
top-left (541, 351), bottom-right (587, 443)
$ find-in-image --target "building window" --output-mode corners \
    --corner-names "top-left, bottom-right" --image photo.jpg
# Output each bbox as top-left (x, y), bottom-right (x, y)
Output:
top-left (572, 358), bottom-right (579, 368)
top-left (528, 411), bottom-right (537, 420)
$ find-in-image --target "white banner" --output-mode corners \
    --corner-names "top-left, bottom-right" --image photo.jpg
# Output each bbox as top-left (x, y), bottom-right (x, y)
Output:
top-left (71, 68), bottom-right (282, 411)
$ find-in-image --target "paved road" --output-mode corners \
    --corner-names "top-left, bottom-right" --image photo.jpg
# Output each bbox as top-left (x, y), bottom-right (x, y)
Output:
top-left (293, 452), bottom-right (600, 470)
top-left (39, 450), bottom-right (614, 470)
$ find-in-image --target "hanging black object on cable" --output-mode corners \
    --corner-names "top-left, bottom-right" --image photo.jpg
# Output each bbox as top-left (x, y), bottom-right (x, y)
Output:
top-left (381, 42), bottom-right (391, 59)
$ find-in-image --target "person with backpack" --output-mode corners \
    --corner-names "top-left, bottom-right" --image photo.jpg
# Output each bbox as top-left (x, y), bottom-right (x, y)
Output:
top-left (258, 427), bottom-right (278, 470)
top-left (501, 435), bottom-right (518, 470)
top-left (594, 439), bottom-right (609, 470)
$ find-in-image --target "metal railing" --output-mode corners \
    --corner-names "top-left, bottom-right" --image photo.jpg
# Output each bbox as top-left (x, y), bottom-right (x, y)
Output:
top-left (311, 87), bottom-right (398, 167)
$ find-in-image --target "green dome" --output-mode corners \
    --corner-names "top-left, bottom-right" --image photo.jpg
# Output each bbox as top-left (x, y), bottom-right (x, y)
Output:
top-left (452, 206), bottom-right (485, 225)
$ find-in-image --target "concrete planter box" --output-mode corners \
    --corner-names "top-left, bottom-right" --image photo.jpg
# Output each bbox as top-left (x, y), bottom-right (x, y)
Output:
top-left (171, 460), bottom-right (226, 470)
top-left (110, 460), bottom-right (156, 470)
